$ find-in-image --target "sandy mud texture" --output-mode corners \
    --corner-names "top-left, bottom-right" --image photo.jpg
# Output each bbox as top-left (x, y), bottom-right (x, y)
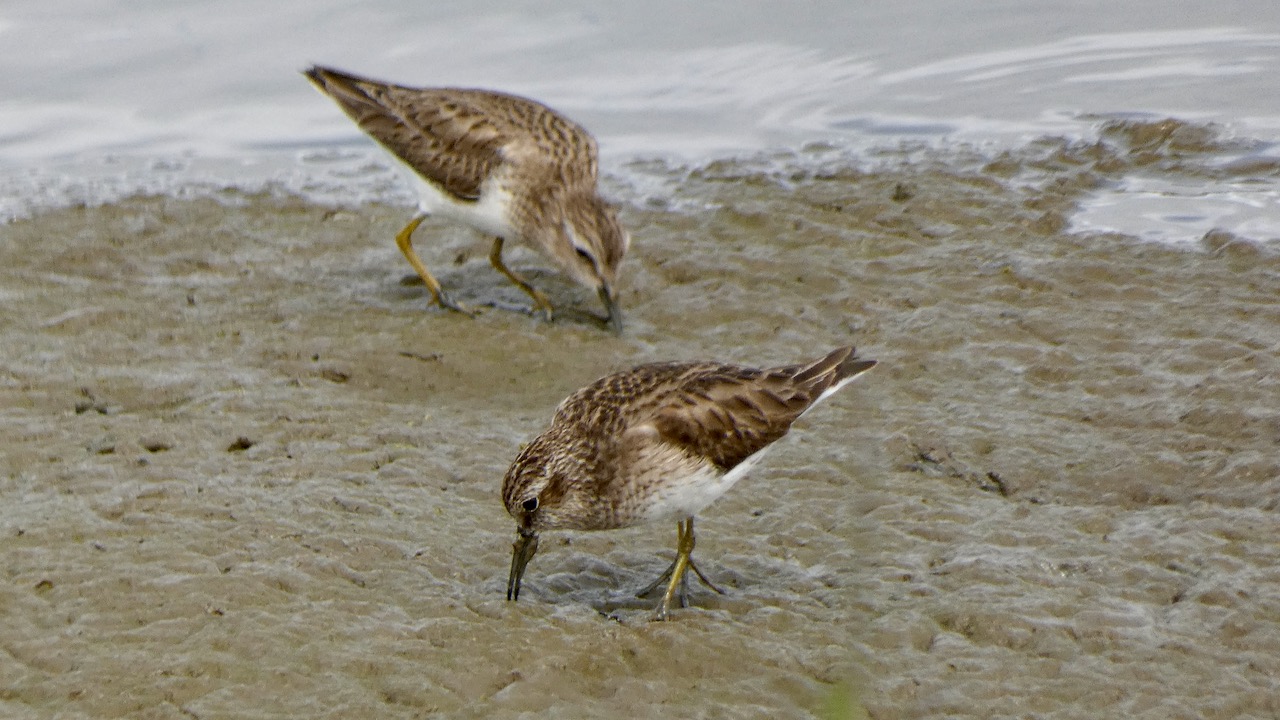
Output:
top-left (3, 121), bottom-right (1280, 718)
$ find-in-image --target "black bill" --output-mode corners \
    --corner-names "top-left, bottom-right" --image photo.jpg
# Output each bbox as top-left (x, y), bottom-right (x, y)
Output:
top-left (599, 286), bottom-right (622, 334)
top-left (506, 529), bottom-right (540, 601)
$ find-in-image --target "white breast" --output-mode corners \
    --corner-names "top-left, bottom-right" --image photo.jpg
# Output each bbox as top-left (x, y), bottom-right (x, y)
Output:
top-left (388, 154), bottom-right (519, 240)
top-left (635, 448), bottom-right (771, 525)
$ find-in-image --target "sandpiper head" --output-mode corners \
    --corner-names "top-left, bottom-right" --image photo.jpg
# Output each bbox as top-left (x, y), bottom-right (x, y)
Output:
top-left (501, 435), bottom-right (593, 533)
top-left (501, 434), bottom-right (597, 601)
top-left (550, 194), bottom-right (629, 332)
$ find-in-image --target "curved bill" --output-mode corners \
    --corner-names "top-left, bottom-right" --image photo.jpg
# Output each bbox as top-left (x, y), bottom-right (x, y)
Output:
top-left (506, 530), bottom-right (540, 601)
top-left (599, 286), bottom-right (622, 334)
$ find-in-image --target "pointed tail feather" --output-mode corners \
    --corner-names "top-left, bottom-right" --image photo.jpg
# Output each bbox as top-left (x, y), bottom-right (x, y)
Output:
top-left (835, 348), bottom-right (877, 383)
top-left (302, 65), bottom-right (389, 117)
top-left (791, 346), bottom-right (876, 408)
top-left (792, 346), bottom-right (876, 383)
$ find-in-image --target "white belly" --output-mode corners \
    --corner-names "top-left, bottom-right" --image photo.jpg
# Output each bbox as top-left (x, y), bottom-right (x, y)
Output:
top-left (637, 450), bottom-right (770, 524)
top-left (389, 155), bottom-right (518, 239)
top-left (618, 368), bottom-right (870, 526)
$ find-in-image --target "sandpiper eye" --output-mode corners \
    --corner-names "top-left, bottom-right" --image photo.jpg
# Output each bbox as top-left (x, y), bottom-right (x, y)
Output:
top-left (522, 497), bottom-right (539, 512)
top-left (575, 247), bottom-right (594, 264)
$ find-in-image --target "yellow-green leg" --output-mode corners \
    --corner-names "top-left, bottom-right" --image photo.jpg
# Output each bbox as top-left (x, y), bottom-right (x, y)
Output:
top-left (489, 236), bottom-right (555, 322)
top-left (395, 214), bottom-right (471, 315)
top-left (638, 517), bottom-right (725, 620)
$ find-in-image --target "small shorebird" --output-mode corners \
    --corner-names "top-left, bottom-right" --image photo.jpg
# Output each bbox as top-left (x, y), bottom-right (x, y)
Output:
top-left (502, 346), bottom-right (877, 620)
top-left (304, 65), bottom-right (629, 331)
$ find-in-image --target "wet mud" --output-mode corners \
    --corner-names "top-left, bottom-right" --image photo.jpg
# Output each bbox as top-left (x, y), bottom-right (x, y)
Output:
top-left (3, 122), bottom-right (1280, 718)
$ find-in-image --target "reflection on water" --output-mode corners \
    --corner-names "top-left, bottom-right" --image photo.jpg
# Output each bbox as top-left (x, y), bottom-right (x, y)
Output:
top-left (878, 28), bottom-right (1280, 85)
top-left (1074, 175), bottom-right (1280, 243)
top-left (1065, 117), bottom-right (1280, 243)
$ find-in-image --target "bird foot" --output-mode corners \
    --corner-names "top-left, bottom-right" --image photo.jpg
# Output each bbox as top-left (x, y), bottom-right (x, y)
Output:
top-left (433, 289), bottom-right (476, 317)
top-left (479, 299), bottom-right (555, 322)
top-left (637, 556), bottom-right (725, 621)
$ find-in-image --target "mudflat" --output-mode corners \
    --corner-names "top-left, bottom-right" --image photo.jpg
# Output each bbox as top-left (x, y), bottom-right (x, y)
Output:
top-left (3, 124), bottom-right (1279, 718)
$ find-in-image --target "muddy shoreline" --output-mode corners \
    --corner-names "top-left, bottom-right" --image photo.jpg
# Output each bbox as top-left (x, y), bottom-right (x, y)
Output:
top-left (3, 128), bottom-right (1279, 718)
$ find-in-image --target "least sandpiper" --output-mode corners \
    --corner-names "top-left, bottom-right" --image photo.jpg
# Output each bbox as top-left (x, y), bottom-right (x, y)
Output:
top-left (303, 65), bottom-right (629, 331)
top-left (502, 346), bottom-right (877, 620)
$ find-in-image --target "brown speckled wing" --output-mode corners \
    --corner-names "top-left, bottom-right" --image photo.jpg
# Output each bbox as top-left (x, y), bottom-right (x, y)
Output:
top-left (642, 365), bottom-right (816, 471)
top-left (630, 347), bottom-right (871, 471)
top-left (444, 89), bottom-right (600, 188)
top-left (306, 66), bottom-right (597, 201)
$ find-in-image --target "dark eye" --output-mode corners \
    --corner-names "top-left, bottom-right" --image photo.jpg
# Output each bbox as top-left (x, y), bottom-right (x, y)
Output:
top-left (522, 497), bottom-right (539, 512)
top-left (575, 247), bottom-right (594, 264)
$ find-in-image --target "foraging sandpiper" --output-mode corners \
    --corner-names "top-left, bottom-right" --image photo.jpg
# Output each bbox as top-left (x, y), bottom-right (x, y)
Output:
top-left (502, 346), bottom-right (877, 619)
top-left (304, 65), bottom-right (629, 331)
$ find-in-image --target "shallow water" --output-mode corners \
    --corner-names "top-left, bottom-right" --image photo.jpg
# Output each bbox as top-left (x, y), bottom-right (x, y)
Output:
top-left (5, 1), bottom-right (1280, 242)
top-left (3, 126), bottom-right (1280, 718)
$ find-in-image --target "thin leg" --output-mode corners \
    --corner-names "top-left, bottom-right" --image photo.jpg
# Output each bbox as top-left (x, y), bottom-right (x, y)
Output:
top-left (636, 552), bottom-right (721, 600)
top-left (395, 214), bottom-right (471, 315)
top-left (637, 518), bottom-right (724, 621)
top-left (489, 236), bottom-right (555, 322)
top-left (660, 515), bottom-right (701, 617)
top-left (637, 518), bottom-right (725, 601)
